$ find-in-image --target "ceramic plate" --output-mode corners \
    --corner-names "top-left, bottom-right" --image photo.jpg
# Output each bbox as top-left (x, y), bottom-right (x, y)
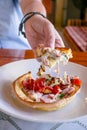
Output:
top-left (0, 59), bottom-right (87, 123)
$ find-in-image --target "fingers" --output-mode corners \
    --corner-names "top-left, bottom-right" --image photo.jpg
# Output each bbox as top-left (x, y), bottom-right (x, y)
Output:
top-left (55, 30), bottom-right (65, 47)
top-left (43, 20), bottom-right (64, 48)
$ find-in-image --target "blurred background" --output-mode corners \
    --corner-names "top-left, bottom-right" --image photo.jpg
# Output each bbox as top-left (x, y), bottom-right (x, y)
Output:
top-left (42, 0), bottom-right (87, 52)
top-left (43, 0), bottom-right (87, 27)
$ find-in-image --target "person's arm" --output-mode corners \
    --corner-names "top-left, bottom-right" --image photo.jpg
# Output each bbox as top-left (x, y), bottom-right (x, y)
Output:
top-left (20, 0), bottom-right (46, 16)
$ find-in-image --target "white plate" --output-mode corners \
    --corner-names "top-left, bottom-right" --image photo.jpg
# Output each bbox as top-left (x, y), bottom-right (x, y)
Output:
top-left (0, 59), bottom-right (87, 123)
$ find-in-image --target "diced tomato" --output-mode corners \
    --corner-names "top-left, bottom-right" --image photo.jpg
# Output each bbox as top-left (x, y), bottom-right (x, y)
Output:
top-left (73, 78), bottom-right (82, 86)
top-left (38, 86), bottom-right (45, 93)
top-left (22, 79), bottom-right (35, 90)
top-left (36, 78), bottom-right (45, 87)
top-left (33, 78), bottom-right (45, 92)
top-left (22, 80), bottom-right (29, 90)
top-left (28, 79), bottom-right (35, 90)
top-left (52, 85), bottom-right (61, 94)
top-left (34, 82), bottom-right (40, 91)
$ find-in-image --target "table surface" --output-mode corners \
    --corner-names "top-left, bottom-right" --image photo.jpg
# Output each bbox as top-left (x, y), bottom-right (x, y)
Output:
top-left (0, 49), bottom-right (87, 67)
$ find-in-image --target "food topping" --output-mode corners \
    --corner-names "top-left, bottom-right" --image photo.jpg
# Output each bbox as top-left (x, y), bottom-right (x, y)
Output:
top-left (21, 72), bottom-right (81, 103)
top-left (36, 46), bottom-right (72, 68)
top-left (37, 65), bottom-right (45, 76)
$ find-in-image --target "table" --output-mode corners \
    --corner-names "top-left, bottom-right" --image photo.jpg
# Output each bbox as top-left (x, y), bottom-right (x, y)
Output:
top-left (0, 49), bottom-right (87, 67)
top-left (0, 49), bottom-right (87, 130)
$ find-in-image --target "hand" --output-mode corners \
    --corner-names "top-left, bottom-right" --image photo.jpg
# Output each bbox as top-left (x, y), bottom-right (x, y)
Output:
top-left (24, 15), bottom-right (64, 50)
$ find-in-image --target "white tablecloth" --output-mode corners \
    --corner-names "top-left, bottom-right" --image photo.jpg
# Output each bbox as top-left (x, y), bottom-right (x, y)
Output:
top-left (0, 111), bottom-right (87, 130)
